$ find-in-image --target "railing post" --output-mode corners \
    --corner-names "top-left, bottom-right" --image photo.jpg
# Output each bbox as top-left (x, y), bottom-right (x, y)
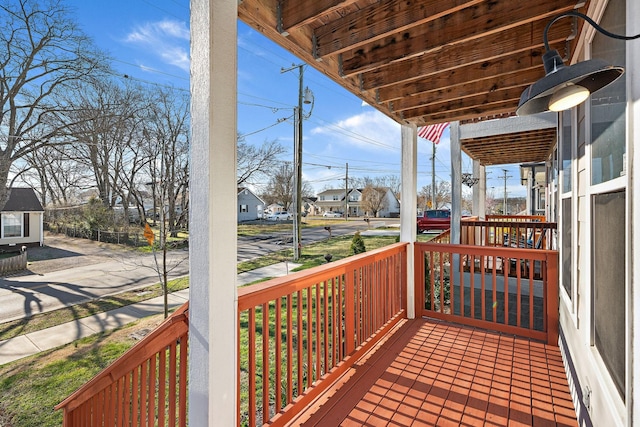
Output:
top-left (414, 244), bottom-right (424, 318)
top-left (546, 251), bottom-right (559, 345)
top-left (345, 270), bottom-right (356, 354)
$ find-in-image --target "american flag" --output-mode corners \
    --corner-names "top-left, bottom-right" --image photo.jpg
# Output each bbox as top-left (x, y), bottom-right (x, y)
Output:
top-left (417, 122), bottom-right (449, 144)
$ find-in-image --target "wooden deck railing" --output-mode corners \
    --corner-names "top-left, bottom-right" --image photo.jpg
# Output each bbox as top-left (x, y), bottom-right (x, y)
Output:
top-left (237, 243), bottom-right (407, 427)
top-left (55, 302), bottom-right (189, 426)
top-left (415, 242), bottom-right (558, 345)
top-left (486, 214), bottom-right (546, 222)
top-left (461, 220), bottom-right (557, 250)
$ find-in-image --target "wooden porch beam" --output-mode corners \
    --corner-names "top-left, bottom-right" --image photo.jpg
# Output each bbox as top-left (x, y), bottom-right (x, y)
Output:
top-left (413, 100), bottom-right (518, 124)
top-left (387, 67), bottom-right (542, 112)
top-left (338, 0), bottom-right (578, 75)
top-left (362, 19), bottom-right (573, 92)
top-left (313, 0), bottom-right (483, 57)
top-left (401, 86), bottom-right (524, 120)
top-left (278, 0), bottom-right (359, 33)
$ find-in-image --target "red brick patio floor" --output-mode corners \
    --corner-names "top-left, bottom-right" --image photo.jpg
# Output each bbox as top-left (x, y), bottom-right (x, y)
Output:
top-left (291, 318), bottom-right (578, 427)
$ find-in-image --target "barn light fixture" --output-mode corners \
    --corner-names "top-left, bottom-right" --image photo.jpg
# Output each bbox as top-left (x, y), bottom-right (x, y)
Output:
top-left (516, 11), bottom-right (640, 116)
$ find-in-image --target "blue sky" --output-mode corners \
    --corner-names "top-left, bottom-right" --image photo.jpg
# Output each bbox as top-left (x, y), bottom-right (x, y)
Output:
top-left (65, 0), bottom-right (525, 199)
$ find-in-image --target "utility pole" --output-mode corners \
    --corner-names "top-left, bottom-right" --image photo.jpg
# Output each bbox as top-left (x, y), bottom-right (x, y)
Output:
top-left (344, 162), bottom-right (349, 220)
top-left (281, 64), bottom-right (313, 260)
top-left (500, 169), bottom-right (512, 214)
top-left (431, 141), bottom-right (436, 209)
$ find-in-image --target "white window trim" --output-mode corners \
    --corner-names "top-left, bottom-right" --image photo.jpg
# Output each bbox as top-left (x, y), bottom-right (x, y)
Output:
top-left (1, 212), bottom-right (23, 239)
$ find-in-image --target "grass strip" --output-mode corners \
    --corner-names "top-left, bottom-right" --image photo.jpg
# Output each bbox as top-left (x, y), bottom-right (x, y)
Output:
top-left (0, 277), bottom-right (189, 342)
top-left (0, 315), bottom-right (165, 427)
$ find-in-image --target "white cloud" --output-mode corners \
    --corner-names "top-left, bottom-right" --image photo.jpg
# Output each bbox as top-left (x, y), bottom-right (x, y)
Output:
top-left (124, 19), bottom-right (190, 72)
top-left (309, 110), bottom-right (401, 153)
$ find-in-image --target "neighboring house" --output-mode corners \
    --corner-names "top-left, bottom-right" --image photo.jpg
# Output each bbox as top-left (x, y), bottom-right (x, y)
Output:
top-left (359, 187), bottom-right (400, 218)
top-left (318, 187), bottom-right (400, 218)
top-left (237, 188), bottom-right (265, 222)
top-left (302, 196), bottom-right (319, 216)
top-left (0, 188), bottom-right (44, 248)
top-left (265, 203), bottom-right (285, 215)
top-left (316, 188), bottom-right (348, 214)
top-left (520, 163), bottom-right (546, 216)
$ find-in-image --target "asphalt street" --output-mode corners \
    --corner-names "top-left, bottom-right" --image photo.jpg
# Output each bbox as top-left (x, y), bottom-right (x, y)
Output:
top-left (0, 219), bottom-right (396, 324)
top-left (0, 236), bottom-right (189, 324)
top-left (237, 218), bottom-right (386, 261)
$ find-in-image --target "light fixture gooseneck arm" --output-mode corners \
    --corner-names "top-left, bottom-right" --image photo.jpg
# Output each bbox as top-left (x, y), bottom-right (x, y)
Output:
top-left (543, 11), bottom-right (640, 52)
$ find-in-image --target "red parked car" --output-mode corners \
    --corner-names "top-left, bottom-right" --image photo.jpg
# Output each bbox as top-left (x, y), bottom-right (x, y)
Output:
top-left (417, 209), bottom-right (451, 232)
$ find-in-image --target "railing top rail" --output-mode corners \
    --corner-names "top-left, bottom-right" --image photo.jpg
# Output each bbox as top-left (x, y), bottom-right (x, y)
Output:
top-left (462, 220), bottom-right (557, 229)
top-left (55, 302), bottom-right (189, 412)
top-left (238, 242), bottom-right (408, 310)
top-left (486, 214), bottom-right (547, 221)
top-left (416, 242), bottom-right (557, 260)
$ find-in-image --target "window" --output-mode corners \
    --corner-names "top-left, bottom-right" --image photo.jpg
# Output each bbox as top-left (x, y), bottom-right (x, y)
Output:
top-left (2, 213), bottom-right (22, 238)
top-left (561, 199), bottom-right (571, 298)
top-left (591, 0), bottom-right (626, 185)
top-left (561, 109), bottom-right (572, 193)
top-left (240, 205), bottom-right (248, 213)
top-left (592, 191), bottom-right (626, 398)
top-left (332, 195), bottom-right (339, 201)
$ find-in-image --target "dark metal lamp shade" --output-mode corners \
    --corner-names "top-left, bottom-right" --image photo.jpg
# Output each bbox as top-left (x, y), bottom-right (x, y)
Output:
top-left (516, 49), bottom-right (624, 116)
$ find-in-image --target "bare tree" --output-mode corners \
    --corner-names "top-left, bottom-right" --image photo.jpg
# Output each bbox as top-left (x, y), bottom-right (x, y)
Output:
top-left (145, 87), bottom-right (190, 235)
top-left (0, 0), bottom-right (107, 206)
top-left (262, 162), bottom-right (313, 211)
top-left (62, 79), bottom-right (147, 211)
top-left (237, 136), bottom-right (286, 186)
top-left (360, 185), bottom-right (388, 217)
top-left (418, 181), bottom-right (451, 209)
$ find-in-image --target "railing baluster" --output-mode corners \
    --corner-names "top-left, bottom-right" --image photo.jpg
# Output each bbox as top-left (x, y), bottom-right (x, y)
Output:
top-left (248, 308), bottom-right (256, 427)
top-left (140, 359), bottom-right (148, 426)
top-left (286, 294), bottom-right (293, 404)
top-left (306, 288), bottom-right (313, 388)
top-left (323, 280), bottom-right (329, 376)
top-left (315, 284), bottom-right (321, 381)
top-left (168, 342), bottom-right (177, 427)
top-left (297, 290), bottom-right (303, 396)
top-left (148, 356), bottom-right (155, 426)
top-left (262, 302), bottom-right (270, 424)
top-left (158, 348), bottom-right (166, 427)
top-left (275, 297), bottom-right (282, 412)
top-left (179, 333), bottom-right (188, 427)
top-left (131, 368), bottom-right (138, 426)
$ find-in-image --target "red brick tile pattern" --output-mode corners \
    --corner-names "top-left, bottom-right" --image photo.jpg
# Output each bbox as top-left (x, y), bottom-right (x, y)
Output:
top-left (294, 319), bottom-right (578, 427)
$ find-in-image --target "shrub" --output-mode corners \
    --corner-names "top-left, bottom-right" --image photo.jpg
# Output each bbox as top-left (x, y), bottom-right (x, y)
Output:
top-left (350, 231), bottom-right (366, 255)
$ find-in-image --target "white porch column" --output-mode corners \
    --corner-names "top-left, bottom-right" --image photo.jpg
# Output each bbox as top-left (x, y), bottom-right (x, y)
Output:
top-left (190, 0), bottom-right (238, 425)
top-left (450, 121), bottom-right (461, 244)
top-left (400, 124), bottom-right (417, 319)
top-left (472, 160), bottom-right (486, 219)
top-left (628, 0), bottom-right (640, 423)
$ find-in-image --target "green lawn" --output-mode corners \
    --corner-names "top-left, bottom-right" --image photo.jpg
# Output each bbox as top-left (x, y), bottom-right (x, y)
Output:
top-left (0, 229), bottom-right (430, 426)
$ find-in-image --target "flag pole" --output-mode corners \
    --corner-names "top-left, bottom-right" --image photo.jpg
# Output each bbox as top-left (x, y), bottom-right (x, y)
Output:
top-left (431, 141), bottom-right (436, 209)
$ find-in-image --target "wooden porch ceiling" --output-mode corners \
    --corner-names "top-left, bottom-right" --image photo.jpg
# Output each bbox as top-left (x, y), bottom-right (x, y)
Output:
top-left (238, 0), bottom-right (584, 165)
top-left (461, 128), bottom-right (557, 165)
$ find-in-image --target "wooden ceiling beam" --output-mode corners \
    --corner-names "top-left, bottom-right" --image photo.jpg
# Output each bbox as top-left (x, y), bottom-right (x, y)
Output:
top-left (313, 0), bottom-right (483, 57)
top-left (411, 100), bottom-right (518, 125)
top-left (361, 18), bottom-right (574, 91)
top-left (402, 86), bottom-right (524, 119)
top-left (378, 50), bottom-right (550, 104)
top-left (278, 0), bottom-right (359, 33)
top-left (338, 0), bottom-right (578, 75)
top-left (387, 68), bottom-right (542, 112)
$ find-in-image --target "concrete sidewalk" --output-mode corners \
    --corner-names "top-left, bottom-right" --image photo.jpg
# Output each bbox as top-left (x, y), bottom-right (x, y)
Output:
top-left (0, 261), bottom-right (299, 366)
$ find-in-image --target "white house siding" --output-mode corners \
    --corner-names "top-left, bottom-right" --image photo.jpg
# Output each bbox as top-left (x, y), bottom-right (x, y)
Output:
top-left (0, 212), bottom-right (44, 247)
top-left (556, 1), bottom-right (635, 425)
top-left (237, 189), bottom-right (264, 222)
